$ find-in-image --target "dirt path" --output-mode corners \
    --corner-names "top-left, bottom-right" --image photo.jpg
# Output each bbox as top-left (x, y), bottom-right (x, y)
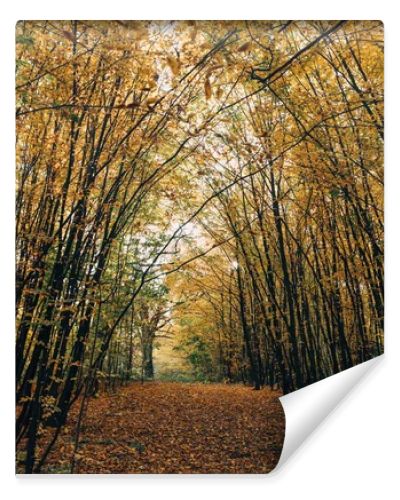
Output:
top-left (40, 382), bottom-right (285, 474)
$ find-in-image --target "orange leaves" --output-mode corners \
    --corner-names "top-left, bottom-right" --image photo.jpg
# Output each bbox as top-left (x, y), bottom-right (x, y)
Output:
top-left (204, 64), bottom-right (226, 101)
top-left (166, 55), bottom-right (181, 77)
top-left (216, 86), bottom-right (224, 100)
top-left (24, 382), bottom-right (285, 474)
top-left (238, 41), bottom-right (251, 52)
top-left (206, 64), bottom-right (223, 76)
top-left (204, 77), bottom-right (212, 100)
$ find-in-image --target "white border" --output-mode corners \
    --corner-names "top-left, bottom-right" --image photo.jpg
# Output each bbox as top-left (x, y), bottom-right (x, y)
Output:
top-left (2, 2), bottom-right (399, 498)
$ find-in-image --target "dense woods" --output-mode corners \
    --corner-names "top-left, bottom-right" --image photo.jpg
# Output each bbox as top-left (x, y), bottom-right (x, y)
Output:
top-left (16, 20), bottom-right (383, 473)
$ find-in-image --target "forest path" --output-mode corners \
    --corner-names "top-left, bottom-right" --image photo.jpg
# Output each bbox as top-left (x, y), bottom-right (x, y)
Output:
top-left (43, 382), bottom-right (285, 473)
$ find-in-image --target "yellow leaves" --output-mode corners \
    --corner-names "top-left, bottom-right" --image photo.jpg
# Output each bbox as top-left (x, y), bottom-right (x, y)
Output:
top-left (206, 64), bottom-right (223, 77)
top-left (204, 78), bottom-right (212, 100)
top-left (23, 287), bottom-right (43, 296)
top-left (58, 304), bottom-right (77, 313)
top-left (145, 96), bottom-right (158, 107)
top-left (18, 396), bottom-right (33, 403)
top-left (102, 43), bottom-right (129, 52)
top-left (166, 56), bottom-right (181, 77)
top-left (40, 395), bottom-right (61, 419)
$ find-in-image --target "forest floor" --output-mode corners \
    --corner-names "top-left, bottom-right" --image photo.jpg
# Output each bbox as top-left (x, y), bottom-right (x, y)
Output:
top-left (22, 382), bottom-right (286, 474)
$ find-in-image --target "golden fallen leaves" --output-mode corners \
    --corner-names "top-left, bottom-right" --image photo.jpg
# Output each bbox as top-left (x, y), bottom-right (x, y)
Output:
top-left (32, 382), bottom-right (285, 474)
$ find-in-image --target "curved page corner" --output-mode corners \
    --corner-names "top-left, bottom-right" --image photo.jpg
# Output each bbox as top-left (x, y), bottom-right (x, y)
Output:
top-left (274, 355), bottom-right (383, 471)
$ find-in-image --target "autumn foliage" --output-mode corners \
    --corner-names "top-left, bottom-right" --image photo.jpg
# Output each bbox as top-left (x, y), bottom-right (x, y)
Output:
top-left (16, 20), bottom-right (383, 473)
top-left (19, 383), bottom-right (284, 474)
